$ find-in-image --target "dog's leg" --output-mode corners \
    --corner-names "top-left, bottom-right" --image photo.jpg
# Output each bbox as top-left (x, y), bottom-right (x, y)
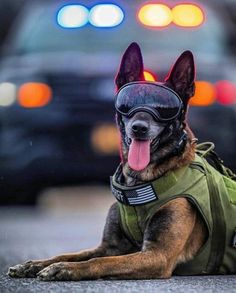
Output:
top-left (8, 203), bottom-right (136, 278)
top-left (8, 247), bottom-right (109, 278)
top-left (37, 198), bottom-right (202, 281)
top-left (37, 251), bottom-right (166, 281)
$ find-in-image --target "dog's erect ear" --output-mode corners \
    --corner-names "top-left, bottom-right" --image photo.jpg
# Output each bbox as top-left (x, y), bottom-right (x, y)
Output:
top-left (165, 51), bottom-right (195, 107)
top-left (115, 42), bottom-right (145, 90)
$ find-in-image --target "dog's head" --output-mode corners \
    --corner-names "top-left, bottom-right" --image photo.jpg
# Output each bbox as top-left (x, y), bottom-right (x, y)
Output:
top-left (115, 43), bottom-right (196, 175)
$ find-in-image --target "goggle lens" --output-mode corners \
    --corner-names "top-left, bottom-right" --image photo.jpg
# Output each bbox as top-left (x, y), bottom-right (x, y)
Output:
top-left (115, 82), bottom-right (183, 121)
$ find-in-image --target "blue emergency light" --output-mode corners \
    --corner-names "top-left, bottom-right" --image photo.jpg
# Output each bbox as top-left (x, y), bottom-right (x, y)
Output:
top-left (89, 4), bottom-right (124, 27)
top-left (57, 4), bottom-right (124, 28)
top-left (57, 4), bottom-right (89, 28)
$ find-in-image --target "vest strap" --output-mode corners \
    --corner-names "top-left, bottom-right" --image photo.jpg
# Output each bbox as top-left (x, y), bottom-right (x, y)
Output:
top-left (202, 159), bottom-right (227, 274)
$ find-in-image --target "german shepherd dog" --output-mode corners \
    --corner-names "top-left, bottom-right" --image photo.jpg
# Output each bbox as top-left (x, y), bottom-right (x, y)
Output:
top-left (8, 43), bottom-right (208, 280)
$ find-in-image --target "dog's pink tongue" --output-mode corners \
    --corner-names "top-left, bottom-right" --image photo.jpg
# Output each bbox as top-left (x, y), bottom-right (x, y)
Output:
top-left (128, 139), bottom-right (150, 171)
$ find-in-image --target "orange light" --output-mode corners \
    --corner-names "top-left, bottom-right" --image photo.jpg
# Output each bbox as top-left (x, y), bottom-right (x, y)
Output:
top-left (18, 83), bottom-right (52, 108)
top-left (91, 124), bottom-right (119, 155)
top-left (190, 81), bottom-right (215, 106)
top-left (138, 4), bottom-right (172, 27)
top-left (144, 70), bottom-right (157, 81)
top-left (215, 80), bottom-right (236, 105)
top-left (172, 4), bottom-right (204, 27)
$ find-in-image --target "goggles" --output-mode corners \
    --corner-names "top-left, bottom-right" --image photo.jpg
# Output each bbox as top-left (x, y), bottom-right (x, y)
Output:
top-left (115, 81), bottom-right (183, 122)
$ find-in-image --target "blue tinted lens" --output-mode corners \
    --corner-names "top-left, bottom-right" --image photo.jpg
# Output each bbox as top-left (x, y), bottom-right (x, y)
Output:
top-left (116, 82), bottom-right (182, 120)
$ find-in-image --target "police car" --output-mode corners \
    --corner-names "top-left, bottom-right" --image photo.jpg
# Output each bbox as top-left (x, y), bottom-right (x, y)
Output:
top-left (0, 0), bottom-right (235, 203)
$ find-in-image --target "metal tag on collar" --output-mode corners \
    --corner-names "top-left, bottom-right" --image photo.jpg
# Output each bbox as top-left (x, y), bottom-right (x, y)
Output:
top-left (173, 130), bottom-right (187, 155)
top-left (178, 130), bottom-right (187, 147)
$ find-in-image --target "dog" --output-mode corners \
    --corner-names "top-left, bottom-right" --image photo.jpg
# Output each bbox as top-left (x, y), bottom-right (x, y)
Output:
top-left (8, 43), bottom-right (236, 280)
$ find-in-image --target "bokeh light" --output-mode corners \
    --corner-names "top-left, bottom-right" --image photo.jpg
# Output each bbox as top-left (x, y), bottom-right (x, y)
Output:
top-left (18, 83), bottom-right (52, 108)
top-left (0, 82), bottom-right (16, 106)
top-left (89, 4), bottom-right (124, 27)
top-left (172, 4), bottom-right (204, 27)
top-left (190, 81), bottom-right (215, 106)
top-left (215, 80), bottom-right (236, 105)
top-left (57, 5), bottom-right (89, 28)
top-left (138, 4), bottom-right (172, 27)
top-left (143, 70), bottom-right (157, 81)
top-left (91, 124), bottom-right (119, 154)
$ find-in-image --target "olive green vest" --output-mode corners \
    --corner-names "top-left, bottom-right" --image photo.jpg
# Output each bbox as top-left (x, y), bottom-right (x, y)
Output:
top-left (111, 144), bottom-right (236, 275)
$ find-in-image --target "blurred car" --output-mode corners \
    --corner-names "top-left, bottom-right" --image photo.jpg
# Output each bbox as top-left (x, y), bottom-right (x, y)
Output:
top-left (0, 0), bottom-right (236, 204)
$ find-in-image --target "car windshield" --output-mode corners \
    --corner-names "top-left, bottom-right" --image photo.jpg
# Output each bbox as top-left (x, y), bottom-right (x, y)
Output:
top-left (9, 1), bottom-right (227, 59)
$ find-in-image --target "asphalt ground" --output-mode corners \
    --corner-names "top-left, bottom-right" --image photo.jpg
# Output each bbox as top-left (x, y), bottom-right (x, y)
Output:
top-left (0, 186), bottom-right (236, 293)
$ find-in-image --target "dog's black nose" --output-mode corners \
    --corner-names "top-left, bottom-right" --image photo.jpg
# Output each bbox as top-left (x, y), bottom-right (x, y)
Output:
top-left (131, 121), bottom-right (148, 135)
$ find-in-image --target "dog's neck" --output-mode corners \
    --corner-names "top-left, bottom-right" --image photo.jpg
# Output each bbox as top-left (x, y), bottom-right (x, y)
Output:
top-left (121, 125), bottom-right (196, 186)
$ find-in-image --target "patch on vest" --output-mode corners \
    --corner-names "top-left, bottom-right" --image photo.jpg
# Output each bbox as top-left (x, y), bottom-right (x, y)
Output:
top-left (110, 178), bottom-right (158, 206)
top-left (111, 183), bottom-right (125, 203)
top-left (125, 185), bottom-right (157, 205)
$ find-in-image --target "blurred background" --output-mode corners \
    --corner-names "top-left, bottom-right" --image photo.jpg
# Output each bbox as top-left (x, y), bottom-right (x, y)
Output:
top-left (0, 0), bottom-right (236, 206)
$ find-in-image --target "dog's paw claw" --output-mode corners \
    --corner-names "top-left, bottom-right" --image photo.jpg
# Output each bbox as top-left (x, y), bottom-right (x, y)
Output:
top-left (8, 261), bottom-right (47, 278)
top-left (8, 264), bottom-right (27, 278)
top-left (37, 264), bottom-right (61, 281)
top-left (8, 266), bottom-right (18, 277)
top-left (37, 263), bottom-right (74, 281)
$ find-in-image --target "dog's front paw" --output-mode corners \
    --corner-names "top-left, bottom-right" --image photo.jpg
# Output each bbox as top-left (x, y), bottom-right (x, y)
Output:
top-left (8, 260), bottom-right (47, 278)
top-left (37, 262), bottom-right (78, 281)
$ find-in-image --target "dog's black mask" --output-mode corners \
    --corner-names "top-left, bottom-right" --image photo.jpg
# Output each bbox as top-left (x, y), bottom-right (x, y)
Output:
top-left (115, 42), bottom-right (195, 171)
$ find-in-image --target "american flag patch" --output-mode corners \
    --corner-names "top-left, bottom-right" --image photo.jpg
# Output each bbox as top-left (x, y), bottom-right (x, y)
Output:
top-left (111, 177), bottom-right (158, 206)
top-left (126, 185), bottom-right (157, 205)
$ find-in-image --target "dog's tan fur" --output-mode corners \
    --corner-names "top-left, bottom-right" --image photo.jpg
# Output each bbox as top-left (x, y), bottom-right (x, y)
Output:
top-left (8, 44), bottom-right (207, 281)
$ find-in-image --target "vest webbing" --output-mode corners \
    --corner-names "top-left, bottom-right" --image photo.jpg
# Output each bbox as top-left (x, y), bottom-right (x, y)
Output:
top-left (111, 152), bottom-right (236, 275)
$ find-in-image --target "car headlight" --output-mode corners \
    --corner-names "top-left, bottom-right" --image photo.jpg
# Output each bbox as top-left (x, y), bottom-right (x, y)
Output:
top-left (0, 82), bottom-right (16, 106)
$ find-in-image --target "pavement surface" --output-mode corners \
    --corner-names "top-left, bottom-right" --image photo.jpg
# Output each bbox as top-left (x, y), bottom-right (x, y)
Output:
top-left (0, 186), bottom-right (236, 293)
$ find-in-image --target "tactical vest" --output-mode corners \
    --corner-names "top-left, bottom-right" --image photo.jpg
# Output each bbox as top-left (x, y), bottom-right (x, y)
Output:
top-left (111, 143), bottom-right (236, 275)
